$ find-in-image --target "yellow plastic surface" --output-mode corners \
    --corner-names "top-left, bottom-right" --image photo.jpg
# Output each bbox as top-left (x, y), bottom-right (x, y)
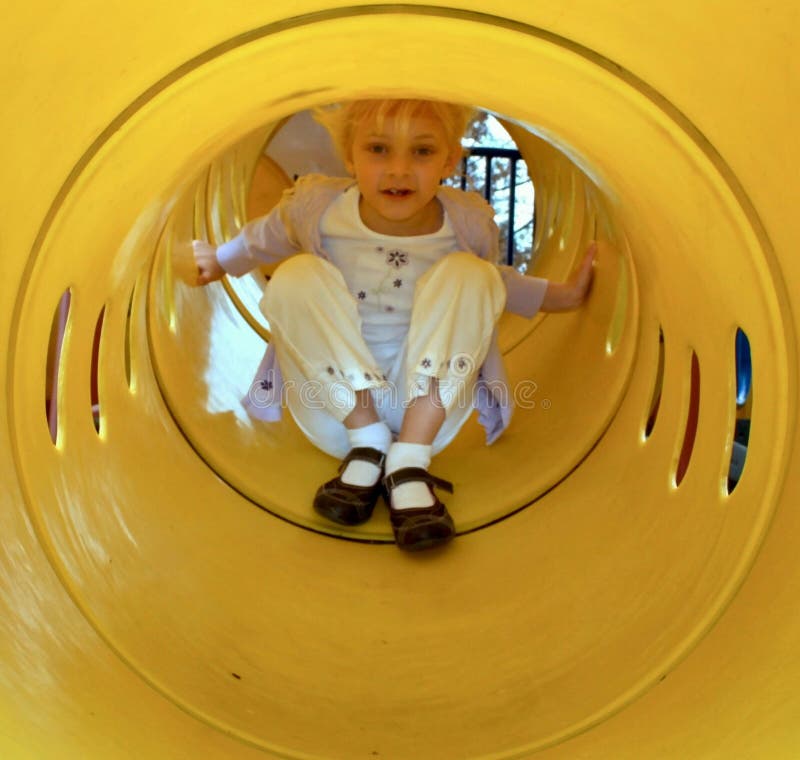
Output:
top-left (1, 3), bottom-right (798, 758)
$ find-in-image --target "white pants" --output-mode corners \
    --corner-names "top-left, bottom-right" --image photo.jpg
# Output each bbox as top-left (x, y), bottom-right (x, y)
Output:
top-left (260, 252), bottom-right (506, 459)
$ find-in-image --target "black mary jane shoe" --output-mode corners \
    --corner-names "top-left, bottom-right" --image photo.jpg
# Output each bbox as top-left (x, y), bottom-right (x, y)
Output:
top-left (383, 467), bottom-right (456, 551)
top-left (313, 447), bottom-right (386, 526)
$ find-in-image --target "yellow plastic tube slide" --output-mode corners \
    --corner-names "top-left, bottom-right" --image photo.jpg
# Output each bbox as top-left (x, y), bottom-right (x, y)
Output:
top-left (1, 2), bottom-right (798, 758)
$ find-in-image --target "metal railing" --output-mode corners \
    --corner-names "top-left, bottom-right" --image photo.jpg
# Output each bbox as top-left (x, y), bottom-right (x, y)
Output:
top-left (456, 147), bottom-right (534, 267)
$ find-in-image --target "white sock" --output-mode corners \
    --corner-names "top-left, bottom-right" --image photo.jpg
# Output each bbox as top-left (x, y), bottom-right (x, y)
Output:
top-left (385, 442), bottom-right (434, 509)
top-left (340, 421), bottom-right (392, 487)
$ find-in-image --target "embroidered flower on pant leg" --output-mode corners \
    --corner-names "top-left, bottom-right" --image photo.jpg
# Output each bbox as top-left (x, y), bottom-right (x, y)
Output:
top-left (421, 357), bottom-right (432, 369)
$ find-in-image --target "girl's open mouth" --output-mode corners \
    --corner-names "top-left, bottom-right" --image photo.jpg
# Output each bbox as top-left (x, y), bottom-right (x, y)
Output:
top-left (382, 188), bottom-right (413, 197)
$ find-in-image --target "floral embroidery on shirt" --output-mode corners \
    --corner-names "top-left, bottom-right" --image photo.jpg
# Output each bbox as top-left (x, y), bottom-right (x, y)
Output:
top-left (259, 379), bottom-right (273, 391)
top-left (393, 278), bottom-right (402, 288)
top-left (421, 358), bottom-right (432, 369)
top-left (357, 291), bottom-right (366, 300)
top-left (386, 249), bottom-right (409, 268)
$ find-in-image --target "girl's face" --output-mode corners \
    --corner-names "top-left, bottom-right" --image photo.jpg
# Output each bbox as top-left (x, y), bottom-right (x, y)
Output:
top-left (346, 109), bottom-right (459, 236)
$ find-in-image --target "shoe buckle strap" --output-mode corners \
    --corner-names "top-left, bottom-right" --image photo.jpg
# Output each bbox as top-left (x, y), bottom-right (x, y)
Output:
top-left (384, 467), bottom-right (454, 494)
top-left (338, 446), bottom-right (386, 474)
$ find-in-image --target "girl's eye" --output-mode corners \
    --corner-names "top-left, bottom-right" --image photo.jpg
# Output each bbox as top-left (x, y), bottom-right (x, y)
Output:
top-left (367, 144), bottom-right (387, 154)
top-left (415, 146), bottom-right (435, 157)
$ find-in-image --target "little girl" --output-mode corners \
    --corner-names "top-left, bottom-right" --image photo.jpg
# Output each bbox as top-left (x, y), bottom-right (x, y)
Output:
top-left (194, 98), bottom-right (594, 551)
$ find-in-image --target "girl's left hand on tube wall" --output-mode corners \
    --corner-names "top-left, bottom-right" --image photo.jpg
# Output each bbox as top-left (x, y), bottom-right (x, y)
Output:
top-left (540, 240), bottom-right (597, 312)
top-left (567, 241), bottom-right (596, 306)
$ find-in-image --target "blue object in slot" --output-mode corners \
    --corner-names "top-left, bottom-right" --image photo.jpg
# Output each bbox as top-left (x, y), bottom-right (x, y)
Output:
top-left (735, 328), bottom-right (752, 407)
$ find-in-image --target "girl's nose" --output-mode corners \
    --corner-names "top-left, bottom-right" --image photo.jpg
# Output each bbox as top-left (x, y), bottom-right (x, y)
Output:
top-left (388, 153), bottom-right (411, 175)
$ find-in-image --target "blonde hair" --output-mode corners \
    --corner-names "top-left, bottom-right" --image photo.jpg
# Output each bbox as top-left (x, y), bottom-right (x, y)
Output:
top-left (313, 98), bottom-right (474, 165)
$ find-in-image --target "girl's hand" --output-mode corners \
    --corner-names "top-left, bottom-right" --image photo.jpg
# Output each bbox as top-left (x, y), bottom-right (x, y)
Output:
top-left (193, 240), bottom-right (226, 285)
top-left (567, 241), bottom-right (596, 304)
top-left (541, 241), bottom-right (597, 312)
